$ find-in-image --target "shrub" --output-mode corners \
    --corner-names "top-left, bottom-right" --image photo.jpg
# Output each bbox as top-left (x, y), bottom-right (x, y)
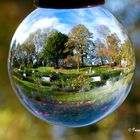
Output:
top-left (63, 86), bottom-right (75, 92)
top-left (40, 81), bottom-right (51, 86)
top-left (22, 76), bottom-right (34, 83)
top-left (101, 73), bottom-right (110, 80)
top-left (12, 68), bottom-right (23, 79)
top-left (51, 85), bottom-right (61, 92)
top-left (24, 68), bottom-right (33, 77)
top-left (101, 70), bottom-right (122, 80)
top-left (90, 81), bottom-right (106, 88)
top-left (110, 70), bottom-right (122, 77)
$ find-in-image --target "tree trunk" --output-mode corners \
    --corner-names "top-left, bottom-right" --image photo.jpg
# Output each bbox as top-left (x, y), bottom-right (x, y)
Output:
top-left (55, 58), bottom-right (59, 68)
top-left (100, 57), bottom-right (104, 66)
top-left (29, 55), bottom-right (33, 67)
top-left (81, 55), bottom-right (84, 67)
top-left (77, 56), bottom-right (80, 72)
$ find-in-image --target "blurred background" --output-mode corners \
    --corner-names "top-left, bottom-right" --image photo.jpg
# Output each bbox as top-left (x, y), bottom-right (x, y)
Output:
top-left (0, 0), bottom-right (140, 139)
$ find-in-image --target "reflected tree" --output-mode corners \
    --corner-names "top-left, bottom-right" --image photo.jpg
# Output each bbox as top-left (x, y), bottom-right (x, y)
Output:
top-left (121, 40), bottom-right (135, 71)
top-left (33, 28), bottom-right (57, 66)
top-left (96, 34), bottom-right (121, 66)
top-left (20, 35), bottom-right (35, 67)
top-left (107, 34), bottom-right (121, 66)
top-left (95, 39), bottom-right (106, 65)
top-left (96, 25), bottom-right (111, 37)
top-left (42, 31), bottom-right (68, 68)
top-left (65, 24), bottom-right (93, 72)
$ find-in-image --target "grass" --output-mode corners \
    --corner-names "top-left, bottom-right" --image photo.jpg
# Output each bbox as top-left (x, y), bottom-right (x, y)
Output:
top-left (13, 76), bottom-right (50, 91)
top-left (12, 73), bottom-right (133, 103)
top-left (11, 65), bottom-right (132, 105)
top-left (36, 66), bottom-right (115, 75)
top-left (35, 66), bottom-right (123, 80)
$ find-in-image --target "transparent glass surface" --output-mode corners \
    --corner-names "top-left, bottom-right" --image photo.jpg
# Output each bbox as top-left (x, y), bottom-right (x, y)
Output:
top-left (8, 7), bottom-right (135, 127)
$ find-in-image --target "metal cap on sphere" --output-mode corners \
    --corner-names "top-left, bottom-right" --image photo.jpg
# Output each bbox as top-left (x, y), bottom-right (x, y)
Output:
top-left (34, 0), bottom-right (105, 9)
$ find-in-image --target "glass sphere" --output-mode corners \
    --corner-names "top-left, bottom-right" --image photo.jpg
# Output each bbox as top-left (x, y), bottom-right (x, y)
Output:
top-left (8, 7), bottom-right (135, 127)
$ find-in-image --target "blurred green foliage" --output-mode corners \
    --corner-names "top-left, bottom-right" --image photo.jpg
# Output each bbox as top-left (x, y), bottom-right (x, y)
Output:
top-left (0, 0), bottom-right (140, 140)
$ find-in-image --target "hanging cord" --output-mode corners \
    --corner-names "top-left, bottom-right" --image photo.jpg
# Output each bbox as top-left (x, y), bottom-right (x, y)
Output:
top-left (34, 0), bottom-right (105, 9)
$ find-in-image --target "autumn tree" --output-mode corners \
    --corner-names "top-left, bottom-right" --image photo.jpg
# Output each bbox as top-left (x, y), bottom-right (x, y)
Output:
top-left (95, 39), bottom-right (106, 65)
top-left (121, 40), bottom-right (135, 71)
top-left (65, 24), bottom-right (92, 72)
top-left (107, 34), bottom-right (121, 66)
top-left (96, 34), bottom-right (121, 66)
top-left (42, 31), bottom-right (68, 68)
top-left (96, 26), bottom-right (121, 66)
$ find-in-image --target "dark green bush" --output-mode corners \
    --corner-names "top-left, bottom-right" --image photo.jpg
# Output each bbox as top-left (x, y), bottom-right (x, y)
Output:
top-left (110, 70), bottom-right (122, 77)
top-left (90, 81), bottom-right (105, 88)
top-left (101, 73), bottom-right (110, 80)
top-left (12, 69), bottom-right (23, 79)
top-left (40, 81), bottom-right (51, 86)
top-left (22, 76), bottom-right (34, 83)
top-left (101, 70), bottom-right (122, 80)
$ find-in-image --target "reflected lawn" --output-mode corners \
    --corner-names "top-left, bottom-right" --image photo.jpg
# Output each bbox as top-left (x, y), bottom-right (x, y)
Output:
top-left (11, 65), bottom-right (132, 103)
top-left (12, 73), bottom-right (133, 127)
top-left (12, 73), bottom-right (132, 103)
top-left (10, 65), bottom-right (134, 127)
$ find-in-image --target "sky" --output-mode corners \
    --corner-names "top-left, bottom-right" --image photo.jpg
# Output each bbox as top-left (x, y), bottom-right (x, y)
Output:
top-left (12, 6), bottom-right (128, 46)
top-left (106, 0), bottom-right (140, 48)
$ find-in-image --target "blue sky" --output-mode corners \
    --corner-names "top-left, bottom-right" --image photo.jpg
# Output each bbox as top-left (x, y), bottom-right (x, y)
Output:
top-left (12, 6), bottom-right (128, 46)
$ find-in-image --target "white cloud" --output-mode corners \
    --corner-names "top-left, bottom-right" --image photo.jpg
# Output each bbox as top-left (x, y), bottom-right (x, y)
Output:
top-left (68, 8), bottom-right (127, 42)
top-left (12, 7), bottom-right (127, 46)
top-left (12, 17), bottom-right (71, 44)
top-left (31, 18), bottom-right (59, 30)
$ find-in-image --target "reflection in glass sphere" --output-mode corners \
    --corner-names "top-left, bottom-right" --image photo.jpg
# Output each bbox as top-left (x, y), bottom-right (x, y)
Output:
top-left (8, 7), bottom-right (135, 127)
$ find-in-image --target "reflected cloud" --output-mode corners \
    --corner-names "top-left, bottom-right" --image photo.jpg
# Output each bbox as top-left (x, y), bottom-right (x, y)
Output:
top-left (12, 7), bottom-right (128, 45)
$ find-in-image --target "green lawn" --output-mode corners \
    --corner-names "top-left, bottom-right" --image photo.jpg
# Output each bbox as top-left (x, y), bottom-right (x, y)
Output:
top-left (12, 72), bottom-right (133, 103)
top-left (11, 65), bottom-right (132, 105)
top-left (36, 66), bottom-right (118, 75)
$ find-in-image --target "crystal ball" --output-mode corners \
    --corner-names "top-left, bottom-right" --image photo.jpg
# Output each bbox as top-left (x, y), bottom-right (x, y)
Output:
top-left (8, 7), bottom-right (135, 127)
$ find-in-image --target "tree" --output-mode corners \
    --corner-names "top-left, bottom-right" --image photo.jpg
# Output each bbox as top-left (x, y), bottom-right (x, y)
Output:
top-left (96, 34), bottom-right (121, 66)
top-left (107, 34), bottom-right (121, 66)
top-left (95, 39), bottom-right (106, 65)
top-left (33, 28), bottom-right (57, 66)
top-left (20, 35), bottom-right (35, 67)
top-left (96, 25), bottom-right (111, 38)
top-left (121, 40), bottom-right (135, 71)
top-left (42, 31), bottom-right (68, 68)
top-left (65, 24), bottom-right (92, 72)
top-left (10, 41), bottom-right (27, 68)
top-left (32, 29), bottom-right (46, 66)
